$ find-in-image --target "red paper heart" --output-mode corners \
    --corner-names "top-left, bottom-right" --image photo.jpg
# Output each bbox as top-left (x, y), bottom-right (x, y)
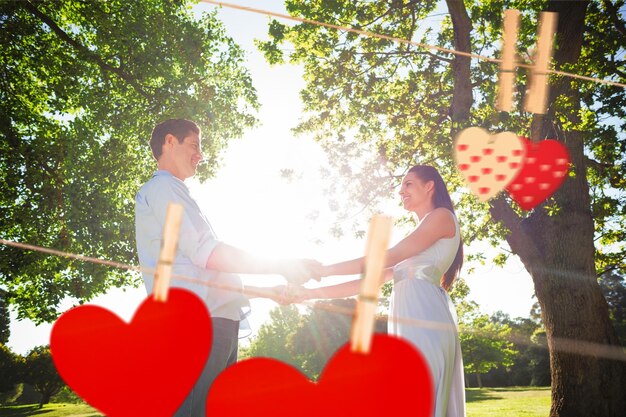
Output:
top-left (505, 137), bottom-right (570, 210)
top-left (50, 288), bottom-right (212, 417)
top-left (206, 334), bottom-right (434, 416)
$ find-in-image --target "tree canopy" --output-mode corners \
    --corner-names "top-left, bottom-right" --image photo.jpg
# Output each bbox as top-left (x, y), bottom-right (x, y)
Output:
top-left (243, 304), bottom-right (304, 371)
top-left (257, 0), bottom-right (625, 256)
top-left (242, 300), bottom-right (387, 380)
top-left (0, 0), bottom-right (258, 323)
top-left (599, 271), bottom-right (626, 344)
top-left (22, 345), bottom-right (64, 407)
top-left (0, 290), bottom-right (9, 344)
top-left (458, 302), bottom-right (518, 388)
top-left (0, 343), bottom-right (22, 395)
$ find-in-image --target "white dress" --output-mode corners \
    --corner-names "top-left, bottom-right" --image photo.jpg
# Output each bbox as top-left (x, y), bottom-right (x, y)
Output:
top-left (388, 210), bottom-right (466, 417)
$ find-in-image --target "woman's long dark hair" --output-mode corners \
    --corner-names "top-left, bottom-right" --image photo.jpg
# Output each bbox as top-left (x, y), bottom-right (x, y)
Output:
top-left (408, 165), bottom-right (464, 291)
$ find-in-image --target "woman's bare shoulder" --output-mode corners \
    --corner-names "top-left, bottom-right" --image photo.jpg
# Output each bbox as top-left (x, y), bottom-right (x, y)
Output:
top-left (423, 207), bottom-right (456, 237)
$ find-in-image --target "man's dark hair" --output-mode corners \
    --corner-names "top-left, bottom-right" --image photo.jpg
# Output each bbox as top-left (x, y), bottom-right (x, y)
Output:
top-left (149, 119), bottom-right (200, 161)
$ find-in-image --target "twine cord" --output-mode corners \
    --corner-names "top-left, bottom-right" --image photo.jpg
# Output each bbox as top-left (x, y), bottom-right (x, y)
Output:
top-left (2, 238), bottom-right (625, 362)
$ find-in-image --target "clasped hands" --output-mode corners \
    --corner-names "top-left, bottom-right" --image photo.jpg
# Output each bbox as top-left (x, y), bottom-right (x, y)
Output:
top-left (265, 258), bottom-right (324, 304)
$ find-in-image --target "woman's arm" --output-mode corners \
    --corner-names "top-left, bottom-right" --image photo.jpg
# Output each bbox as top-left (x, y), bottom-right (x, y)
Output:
top-left (243, 282), bottom-right (361, 303)
top-left (244, 285), bottom-right (284, 300)
top-left (293, 268), bottom-right (395, 301)
top-left (304, 279), bottom-right (362, 299)
top-left (321, 208), bottom-right (456, 276)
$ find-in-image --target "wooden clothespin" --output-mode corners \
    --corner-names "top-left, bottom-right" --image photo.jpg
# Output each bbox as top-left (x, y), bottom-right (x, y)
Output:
top-left (152, 203), bottom-right (184, 302)
top-left (496, 9), bottom-right (521, 112)
top-left (523, 11), bottom-right (558, 115)
top-left (350, 214), bottom-right (393, 354)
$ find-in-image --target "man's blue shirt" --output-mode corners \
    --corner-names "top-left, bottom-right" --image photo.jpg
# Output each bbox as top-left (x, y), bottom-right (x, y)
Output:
top-left (135, 170), bottom-right (249, 320)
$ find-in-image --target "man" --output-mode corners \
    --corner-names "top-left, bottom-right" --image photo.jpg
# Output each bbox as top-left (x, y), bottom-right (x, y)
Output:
top-left (135, 118), bottom-right (317, 417)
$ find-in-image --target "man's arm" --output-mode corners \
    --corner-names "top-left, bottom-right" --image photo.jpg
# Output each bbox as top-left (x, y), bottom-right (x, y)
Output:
top-left (206, 242), bottom-right (320, 285)
top-left (144, 176), bottom-right (319, 285)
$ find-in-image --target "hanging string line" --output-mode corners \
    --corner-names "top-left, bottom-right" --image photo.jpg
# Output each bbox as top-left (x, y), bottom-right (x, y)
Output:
top-left (199, 0), bottom-right (626, 89)
top-left (2, 238), bottom-right (625, 362)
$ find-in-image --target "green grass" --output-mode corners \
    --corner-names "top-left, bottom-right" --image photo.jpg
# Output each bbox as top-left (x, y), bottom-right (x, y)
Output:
top-left (467, 386), bottom-right (551, 417)
top-left (0, 404), bottom-right (102, 417)
top-left (1, 387), bottom-right (550, 416)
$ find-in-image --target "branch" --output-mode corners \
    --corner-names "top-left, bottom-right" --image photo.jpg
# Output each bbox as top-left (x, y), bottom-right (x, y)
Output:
top-left (406, 7), bottom-right (454, 64)
top-left (418, 75), bottom-right (486, 104)
top-left (464, 217), bottom-right (494, 243)
top-left (488, 196), bottom-right (543, 270)
top-left (609, 55), bottom-right (626, 78)
top-left (354, 49), bottom-right (453, 64)
top-left (22, 0), bottom-right (151, 100)
top-left (585, 155), bottom-right (613, 175)
top-left (422, 49), bottom-right (454, 64)
top-left (597, 262), bottom-right (626, 278)
top-left (357, 0), bottom-right (421, 28)
top-left (602, 0), bottom-right (626, 41)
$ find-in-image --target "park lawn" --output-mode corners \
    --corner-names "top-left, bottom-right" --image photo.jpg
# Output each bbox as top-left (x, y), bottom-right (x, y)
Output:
top-left (0, 403), bottom-right (102, 417)
top-left (1, 387), bottom-right (550, 417)
top-left (466, 386), bottom-right (551, 417)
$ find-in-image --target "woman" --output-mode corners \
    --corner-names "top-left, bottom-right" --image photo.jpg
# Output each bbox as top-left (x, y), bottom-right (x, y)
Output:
top-left (290, 165), bottom-right (465, 417)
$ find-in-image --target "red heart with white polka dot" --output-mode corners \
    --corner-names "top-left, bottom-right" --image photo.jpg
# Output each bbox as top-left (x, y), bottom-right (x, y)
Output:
top-left (505, 137), bottom-right (570, 210)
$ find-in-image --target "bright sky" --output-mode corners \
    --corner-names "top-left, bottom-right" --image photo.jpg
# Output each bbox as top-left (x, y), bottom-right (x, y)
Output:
top-left (6, 0), bottom-right (536, 355)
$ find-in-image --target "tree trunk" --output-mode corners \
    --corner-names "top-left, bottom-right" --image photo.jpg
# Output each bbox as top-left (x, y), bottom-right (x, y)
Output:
top-left (489, 2), bottom-right (626, 415)
top-left (445, 0), bottom-right (473, 123)
top-left (476, 371), bottom-right (483, 389)
top-left (39, 390), bottom-right (51, 407)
